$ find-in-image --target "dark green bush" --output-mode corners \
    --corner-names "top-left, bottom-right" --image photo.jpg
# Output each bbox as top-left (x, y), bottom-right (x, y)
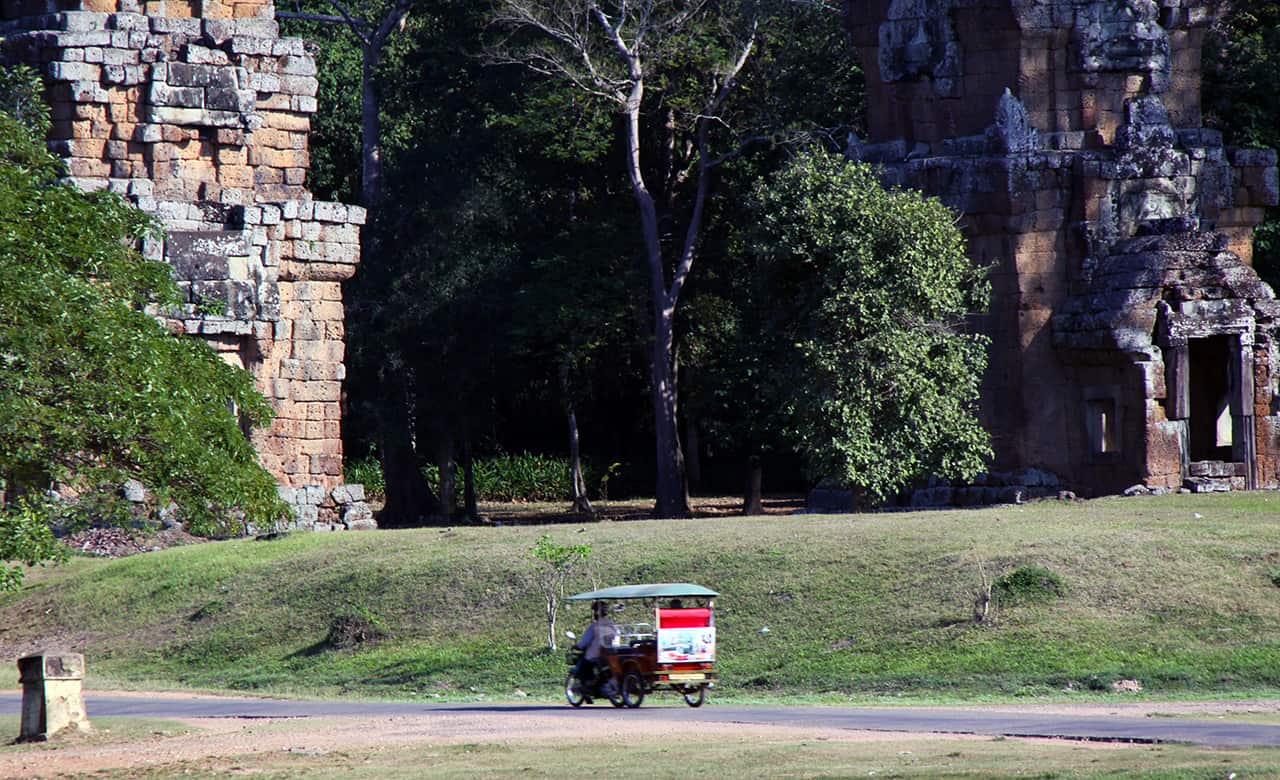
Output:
top-left (424, 452), bottom-right (580, 502)
top-left (343, 453), bottom-right (386, 500)
top-left (993, 565), bottom-right (1067, 606)
top-left (345, 452), bottom-right (610, 503)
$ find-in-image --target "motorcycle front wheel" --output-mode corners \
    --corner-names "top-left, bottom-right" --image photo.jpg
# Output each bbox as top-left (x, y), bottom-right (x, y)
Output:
top-left (565, 672), bottom-right (586, 707)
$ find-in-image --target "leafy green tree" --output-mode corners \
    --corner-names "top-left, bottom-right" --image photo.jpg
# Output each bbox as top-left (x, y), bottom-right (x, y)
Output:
top-left (0, 86), bottom-right (287, 539)
top-left (513, 226), bottom-right (647, 514)
top-left (288, 4), bottom-right (656, 521)
top-left (674, 3), bottom-right (864, 503)
top-left (277, 0), bottom-right (415, 207)
top-left (531, 534), bottom-right (593, 651)
top-left (279, 3), bottom-right (445, 522)
top-left (738, 148), bottom-right (991, 502)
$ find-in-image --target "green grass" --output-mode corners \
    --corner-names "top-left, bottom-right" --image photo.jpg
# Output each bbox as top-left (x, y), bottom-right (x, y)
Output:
top-left (5, 492), bottom-right (1280, 701)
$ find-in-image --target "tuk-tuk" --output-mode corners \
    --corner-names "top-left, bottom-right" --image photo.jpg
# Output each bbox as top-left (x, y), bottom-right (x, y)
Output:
top-left (565, 582), bottom-right (718, 708)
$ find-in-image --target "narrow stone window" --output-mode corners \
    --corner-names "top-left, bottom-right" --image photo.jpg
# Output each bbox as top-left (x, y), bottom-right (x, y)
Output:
top-left (1087, 398), bottom-right (1118, 454)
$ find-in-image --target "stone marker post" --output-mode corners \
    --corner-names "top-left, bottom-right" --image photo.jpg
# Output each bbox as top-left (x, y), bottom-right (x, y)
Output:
top-left (18, 653), bottom-right (89, 742)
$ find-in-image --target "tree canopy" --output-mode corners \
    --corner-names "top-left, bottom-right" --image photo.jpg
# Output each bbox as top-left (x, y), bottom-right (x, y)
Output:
top-left (735, 149), bottom-right (992, 501)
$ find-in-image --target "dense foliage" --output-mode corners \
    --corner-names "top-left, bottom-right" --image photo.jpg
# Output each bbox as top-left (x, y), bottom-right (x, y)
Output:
top-left (0, 84), bottom-right (287, 545)
top-left (0, 497), bottom-right (66, 592)
top-left (735, 150), bottom-right (991, 501)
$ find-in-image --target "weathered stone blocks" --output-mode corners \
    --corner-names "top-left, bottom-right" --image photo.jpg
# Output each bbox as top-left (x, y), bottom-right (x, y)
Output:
top-left (844, 0), bottom-right (1280, 498)
top-left (2, 1), bottom-right (368, 526)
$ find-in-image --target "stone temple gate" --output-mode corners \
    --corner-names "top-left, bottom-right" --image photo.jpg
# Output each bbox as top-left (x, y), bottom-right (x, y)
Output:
top-left (845, 0), bottom-right (1280, 497)
top-left (1, 1), bottom-right (372, 527)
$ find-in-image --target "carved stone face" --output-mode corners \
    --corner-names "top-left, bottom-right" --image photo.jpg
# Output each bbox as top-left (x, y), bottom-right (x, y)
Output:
top-left (1075, 0), bottom-right (1169, 82)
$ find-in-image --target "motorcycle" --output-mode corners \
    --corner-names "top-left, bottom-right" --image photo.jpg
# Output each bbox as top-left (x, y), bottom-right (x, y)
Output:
top-left (563, 641), bottom-right (623, 707)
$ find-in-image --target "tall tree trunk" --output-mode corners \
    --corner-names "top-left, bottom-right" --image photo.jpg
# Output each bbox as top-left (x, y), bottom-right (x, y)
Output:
top-left (672, 346), bottom-right (691, 510)
top-left (743, 455), bottom-right (764, 515)
top-left (560, 363), bottom-right (594, 515)
top-left (651, 311), bottom-right (687, 518)
top-left (436, 439), bottom-right (456, 520)
top-left (618, 76), bottom-right (689, 520)
top-left (376, 376), bottom-right (439, 527)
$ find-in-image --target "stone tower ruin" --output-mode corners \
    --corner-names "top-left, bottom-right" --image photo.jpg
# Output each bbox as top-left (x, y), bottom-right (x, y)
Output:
top-left (2, 0), bottom-right (372, 527)
top-left (844, 0), bottom-right (1280, 497)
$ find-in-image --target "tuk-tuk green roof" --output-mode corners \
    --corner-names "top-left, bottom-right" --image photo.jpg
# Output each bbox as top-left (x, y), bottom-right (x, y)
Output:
top-left (567, 583), bottom-right (718, 601)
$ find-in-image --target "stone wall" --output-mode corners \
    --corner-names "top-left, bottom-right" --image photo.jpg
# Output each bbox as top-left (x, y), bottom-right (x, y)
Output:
top-left (2, 0), bottom-right (372, 528)
top-left (845, 0), bottom-right (1280, 497)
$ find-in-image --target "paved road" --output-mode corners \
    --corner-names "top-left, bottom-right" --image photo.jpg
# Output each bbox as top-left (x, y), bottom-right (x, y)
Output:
top-left (2, 691), bottom-right (1280, 747)
top-left (5, 692), bottom-right (1280, 748)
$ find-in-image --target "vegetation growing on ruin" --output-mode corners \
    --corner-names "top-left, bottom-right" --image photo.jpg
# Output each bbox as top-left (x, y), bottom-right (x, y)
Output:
top-left (5, 493), bottom-right (1280, 701)
top-left (0, 82), bottom-right (287, 563)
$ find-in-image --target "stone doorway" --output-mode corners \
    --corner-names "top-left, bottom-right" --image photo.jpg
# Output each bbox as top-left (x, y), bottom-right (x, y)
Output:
top-left (1187, 336), bottom-right (1233, 463)
top-left (1176, 333), bottom-right (1257, 491)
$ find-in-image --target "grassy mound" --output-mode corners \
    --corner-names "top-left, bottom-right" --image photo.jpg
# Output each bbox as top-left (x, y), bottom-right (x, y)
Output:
top-left (4, 493), bottom-right (1280, 701)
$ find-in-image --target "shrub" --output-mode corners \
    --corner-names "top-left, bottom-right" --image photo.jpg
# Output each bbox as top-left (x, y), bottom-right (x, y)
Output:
top-left (993, 565), bottom-right (1067, 606)
top-left (350, 452), bottom-right (613, 504)
top-left (423, 452), bottom-right (580, 502)
top-left (343, 453), bottom-right (386, 501)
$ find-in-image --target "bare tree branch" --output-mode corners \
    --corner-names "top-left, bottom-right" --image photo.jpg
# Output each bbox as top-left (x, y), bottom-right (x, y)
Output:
top-left (667, 18), bottom-right (757, 306)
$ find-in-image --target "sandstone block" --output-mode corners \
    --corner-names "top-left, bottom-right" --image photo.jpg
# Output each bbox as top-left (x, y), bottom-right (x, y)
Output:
top-left (331, 483), bottom-right (365, 504)
top-left (312, 454), bottom-right (343, 477)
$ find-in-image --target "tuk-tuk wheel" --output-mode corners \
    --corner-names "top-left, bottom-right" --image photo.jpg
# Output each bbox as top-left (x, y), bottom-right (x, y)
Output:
top-left (682, 686), bottom-right (705, 708)
top-left (621, 673), bottom-right (645, 708)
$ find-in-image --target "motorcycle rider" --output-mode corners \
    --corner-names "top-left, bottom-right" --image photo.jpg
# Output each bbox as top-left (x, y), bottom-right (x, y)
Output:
top-left (573, 600), bottom-right (617, 695)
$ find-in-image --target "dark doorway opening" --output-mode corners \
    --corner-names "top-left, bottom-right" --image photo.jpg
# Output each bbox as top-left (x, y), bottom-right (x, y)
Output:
top-left (1188, 336), bottom-right (1233, 462)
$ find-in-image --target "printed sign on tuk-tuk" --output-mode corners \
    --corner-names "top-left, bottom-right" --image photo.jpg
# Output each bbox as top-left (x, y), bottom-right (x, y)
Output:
top-left (656, 606), bottom-right (715, 664)
top-left (657, 626), bottom-right (716, 663)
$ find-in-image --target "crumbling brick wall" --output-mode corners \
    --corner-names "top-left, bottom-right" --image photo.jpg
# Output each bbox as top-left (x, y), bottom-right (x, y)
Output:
top-left (2, 0), bottom-right (373, 528)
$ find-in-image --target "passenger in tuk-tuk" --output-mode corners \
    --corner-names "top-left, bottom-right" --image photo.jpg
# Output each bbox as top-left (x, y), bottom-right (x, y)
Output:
top-left (573, 601), bottom-right (617, 689)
